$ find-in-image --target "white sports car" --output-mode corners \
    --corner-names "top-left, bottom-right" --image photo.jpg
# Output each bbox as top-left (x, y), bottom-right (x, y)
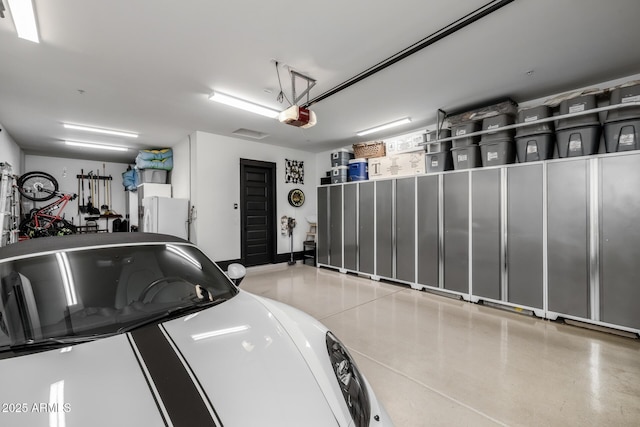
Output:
top-left (0, 233), bottom-right (392, 427)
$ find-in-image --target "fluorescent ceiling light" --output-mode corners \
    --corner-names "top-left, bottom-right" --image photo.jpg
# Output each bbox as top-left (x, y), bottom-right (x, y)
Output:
top-left (65, 141), bottom-right (128, 152)
top-left (7, 0), bottom-right (39, 43)
top-left (356, 118), bottom-right (412, 136)
top-left (63, 123), bottom-right (139, 138)
top-left (209, 91), bottom-right (279, 119)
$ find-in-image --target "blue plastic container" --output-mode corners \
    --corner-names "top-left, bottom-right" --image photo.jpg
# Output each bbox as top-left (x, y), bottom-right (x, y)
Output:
top-left (348, 158), bottom-right (368, 181)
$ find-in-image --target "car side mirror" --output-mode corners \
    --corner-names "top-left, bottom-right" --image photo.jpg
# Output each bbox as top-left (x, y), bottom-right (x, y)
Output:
top-left (226, 263), bottom-right (246, 287)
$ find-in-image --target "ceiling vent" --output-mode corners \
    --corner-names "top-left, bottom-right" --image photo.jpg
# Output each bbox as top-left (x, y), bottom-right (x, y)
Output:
top-left (232, 128), bottom-right (269, 140)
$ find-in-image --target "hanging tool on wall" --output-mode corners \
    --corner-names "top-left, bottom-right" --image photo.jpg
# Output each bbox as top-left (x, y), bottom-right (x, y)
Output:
top-left (77, 174), bottom-right (80, 215)
top-left (101, 163), bottom-right (108, 211)
top-left (86, 170), bottom-right (100, 215)
top-left (86, 170), bottom-right (94, 213)
top-left (107, 174), bottom-right (113, 214)
top-left (95, 170), bottom-right (100, 212)
top-left (79, 169), bottom-right (88, 213)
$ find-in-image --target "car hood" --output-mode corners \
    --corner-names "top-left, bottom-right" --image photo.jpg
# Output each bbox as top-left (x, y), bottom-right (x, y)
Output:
top-left (0, 292), bottom-right (339, 426)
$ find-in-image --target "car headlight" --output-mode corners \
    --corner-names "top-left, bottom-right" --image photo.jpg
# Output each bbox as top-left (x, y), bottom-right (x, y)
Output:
top-left (326, 331), bottom-right (371, 427)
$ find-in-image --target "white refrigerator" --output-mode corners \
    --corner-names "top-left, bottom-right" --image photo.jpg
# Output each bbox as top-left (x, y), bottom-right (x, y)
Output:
top-left (142, 196), bottom-right (189, 239)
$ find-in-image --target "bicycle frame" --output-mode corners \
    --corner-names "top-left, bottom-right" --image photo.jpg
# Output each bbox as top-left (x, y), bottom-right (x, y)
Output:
top-left (28, 191), bottom-right (76, 231)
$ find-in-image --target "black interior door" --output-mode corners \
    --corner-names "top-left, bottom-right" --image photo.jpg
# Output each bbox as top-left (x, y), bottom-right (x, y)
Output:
top-left (240, 159), bottom-right (276, 267)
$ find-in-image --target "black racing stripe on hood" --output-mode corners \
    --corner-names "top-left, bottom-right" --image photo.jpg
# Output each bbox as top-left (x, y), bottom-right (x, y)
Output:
top-left (130, 324), bottom-right (219, 427)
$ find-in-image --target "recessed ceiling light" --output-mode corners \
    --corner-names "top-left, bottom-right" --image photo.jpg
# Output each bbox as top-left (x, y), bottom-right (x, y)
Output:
top-left (7, 0), bottom-right (39, 43)
top-left (209, 91), bottom-right (280, 119)
top-left (65, 141), bottom-right (128, 152)
top-left (356, 118), bottom-right (412, 136)
top-left (63, 123), bottom-right (138, 138)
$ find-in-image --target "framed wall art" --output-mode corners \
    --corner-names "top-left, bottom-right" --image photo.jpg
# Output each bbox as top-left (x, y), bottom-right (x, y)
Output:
top-left (285, 159), bottom-right (304, 184)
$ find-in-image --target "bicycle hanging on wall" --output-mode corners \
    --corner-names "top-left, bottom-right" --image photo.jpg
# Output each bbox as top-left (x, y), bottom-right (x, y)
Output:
top-left (16, 171), bottom-right (77, 238)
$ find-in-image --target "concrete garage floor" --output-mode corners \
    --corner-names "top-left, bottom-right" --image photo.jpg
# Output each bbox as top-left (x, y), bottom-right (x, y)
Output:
top-left (241, 263), bottom-right (640, 427)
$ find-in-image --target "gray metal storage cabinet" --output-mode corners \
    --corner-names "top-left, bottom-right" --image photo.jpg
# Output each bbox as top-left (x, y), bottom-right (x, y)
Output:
top-left (443, 173), bottom-right (469, 294)
top-left (395, 178), bottom-right (416, 283)
top-left (317, 186), bottom-right (329, 265)
top-left (600, 155), bottom-right (640, 329)
top-left (547, 159), bottom-right (590, 318)
top-left (417, 175), bottom-right (439, 288)
top-left (343, 184), bottom-right (358, 271)
top-left (316, 151), bottom-right (640, 336)
top-left (359, 182), bottom-right (375, 275)
top-left (376, 180), bottom-right (393, 278)
top-left (472, 169), bottom-right (501, 300)
top-left (507, 164), bottom-right (544, 308)
top-left (329, 185), bottom-right (343, 268)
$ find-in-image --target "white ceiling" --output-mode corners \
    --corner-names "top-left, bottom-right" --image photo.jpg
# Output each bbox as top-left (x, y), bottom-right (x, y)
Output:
top-left (0, 0), bottom-right (639, 163)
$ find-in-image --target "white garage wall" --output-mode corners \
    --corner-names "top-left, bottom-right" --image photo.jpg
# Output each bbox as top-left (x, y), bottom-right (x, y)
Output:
top-left (188, 131), bottom-right (317, 262)
top-left (170, 134), bottom-right (191, 200)
top-left (24, 155), bottom-right (132, 227)
top-left (0, 123), bottom-right (23, 175)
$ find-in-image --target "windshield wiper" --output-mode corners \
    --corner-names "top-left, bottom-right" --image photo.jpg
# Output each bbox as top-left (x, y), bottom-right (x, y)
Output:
top-left (117, 298), bottom-right (227, 334)
top-left (5, 335), bottom-right (105, 353)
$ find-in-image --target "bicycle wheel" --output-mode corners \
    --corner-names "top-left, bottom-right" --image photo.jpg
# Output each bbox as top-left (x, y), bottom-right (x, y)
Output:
top-left (18, 216), bottom-right (45, 238)
top-left (17, 171), bottom-right (59, 201)
top-left (19, 217), bottom-right (76, 238)
top-left (51, 219), bottom-right (77, 236)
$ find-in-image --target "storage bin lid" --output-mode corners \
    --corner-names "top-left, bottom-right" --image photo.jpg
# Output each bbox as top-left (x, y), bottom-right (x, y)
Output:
top-left (517, 105), bottom-right (552, 122)
top-left (479, 137), bottom-right (515, 146)
top-left (348, 158), bottom-right (368, 164)
top-left (556, 114), bottom-right (600, 131)
top-left (482, 114), bottom-right (514, 130)
top-left (450, 144), bottom-right (481, 152)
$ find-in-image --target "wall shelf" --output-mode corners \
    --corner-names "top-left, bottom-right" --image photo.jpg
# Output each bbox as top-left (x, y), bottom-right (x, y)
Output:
top-left (424, 100), bottom-right (640, 144)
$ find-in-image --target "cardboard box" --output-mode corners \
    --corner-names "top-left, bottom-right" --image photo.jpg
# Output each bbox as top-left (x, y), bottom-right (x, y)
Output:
top-left (368, 152), bottom-right (426, 179)
top-left (384, 131), bottom-right (426, 155)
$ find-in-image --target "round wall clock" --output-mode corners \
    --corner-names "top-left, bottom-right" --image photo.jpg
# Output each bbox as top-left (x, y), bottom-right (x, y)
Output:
top-left (288, 188), bottom-right (305, 207)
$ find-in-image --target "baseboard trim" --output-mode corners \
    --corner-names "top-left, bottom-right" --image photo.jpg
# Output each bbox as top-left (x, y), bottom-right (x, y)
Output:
top-left (216, 251), bottom-right (305, 270)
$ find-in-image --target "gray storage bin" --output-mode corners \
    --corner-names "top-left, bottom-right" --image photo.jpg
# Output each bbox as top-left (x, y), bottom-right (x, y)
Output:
top-left (426, 140), bottom-right (452, 153)
top-left (479, 138), bottom-right (516, 166)
top-left (515, 133), bottom-right (555, 162)
top-left (452, 121), bottom-right (480, 137)
top-left (606, 84), bottom-right (640, 122)
top-left (138, 169), bottom-right (168, 184)
top-left (452, 136), bottom-right (479, 148)
top-left (331, 150), bottom-right (354, 167)
top-left (481, 114), bottom-right (515, 141)
top-left (556, 94), bottom-right (600, 130)
top-left (426, 151), bottom-right (453, 173)
top-left (425, 128), bottom-right (451, 142)
top-left (604, 119), bottom-right (640, 153)
top-left (331, 166), bottom-right (348, 183)
top-left (451, 145), bottom-right (482, 170)
top-left (516, 105), bottom-right (554, 137)
top-left (556, 125), bottom-right (601, 158)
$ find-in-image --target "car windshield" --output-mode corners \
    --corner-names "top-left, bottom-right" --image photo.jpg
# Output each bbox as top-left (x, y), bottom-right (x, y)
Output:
top-left (0, 243), bottom-right (238, 349)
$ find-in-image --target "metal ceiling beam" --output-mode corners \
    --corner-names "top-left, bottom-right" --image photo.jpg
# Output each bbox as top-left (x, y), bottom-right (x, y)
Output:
top-left (304, 0), bottom-right (517, 107)
top-left (290, 70), bottom-right (317, 105)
